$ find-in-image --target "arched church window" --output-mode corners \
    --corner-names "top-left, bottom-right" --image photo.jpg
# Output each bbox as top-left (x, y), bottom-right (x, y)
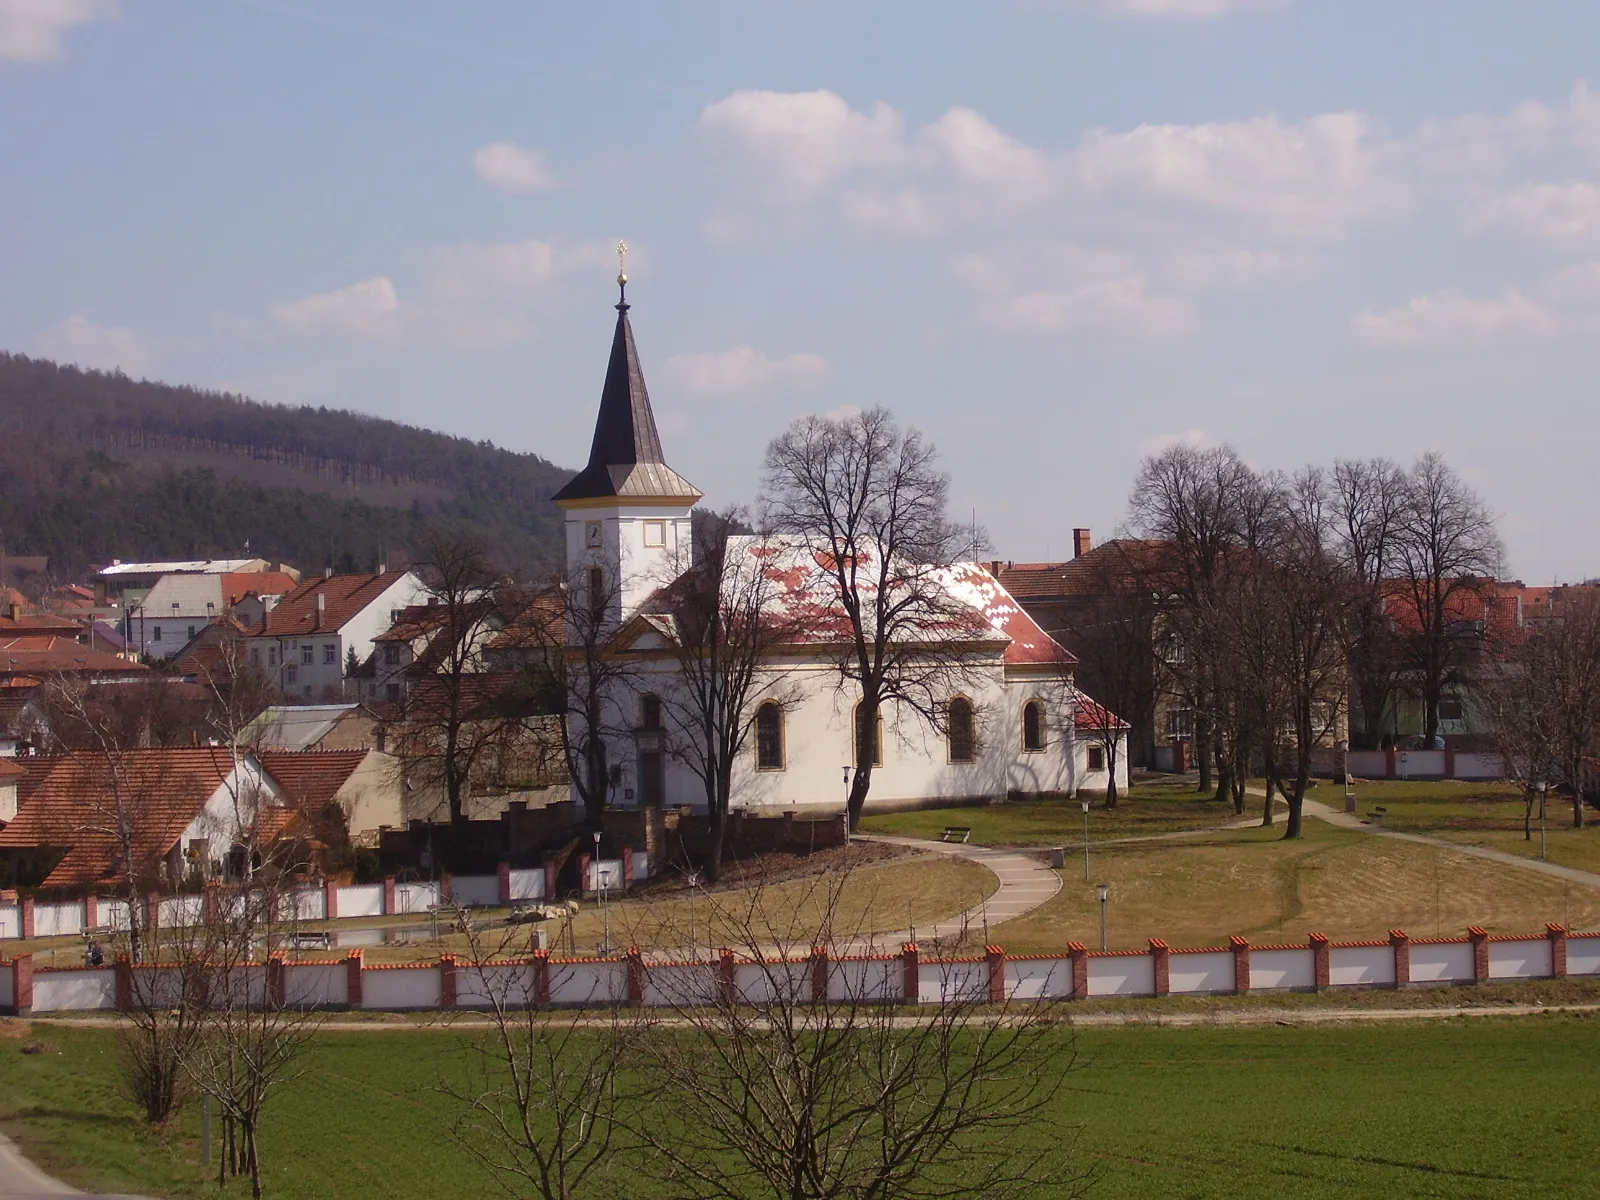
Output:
top-left (1023, 701), bottom-right (1045, 752)
top-left (755, 702), bottom-right (785, 770)
top-left (948, 696), bottom-right (976, 764)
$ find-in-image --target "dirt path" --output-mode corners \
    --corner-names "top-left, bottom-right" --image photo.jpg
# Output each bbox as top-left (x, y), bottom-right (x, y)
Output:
top-left (849, 835), bottom-right (1057, 946)
top-left (0, 1128), bottom-right (150, 1200)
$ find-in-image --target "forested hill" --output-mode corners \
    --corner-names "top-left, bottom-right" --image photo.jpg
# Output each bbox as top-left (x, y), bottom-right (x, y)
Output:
top-left (0, 353), bottom-right (574, 577)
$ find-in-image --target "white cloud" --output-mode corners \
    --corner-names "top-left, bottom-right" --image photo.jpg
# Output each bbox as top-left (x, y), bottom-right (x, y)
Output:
top-left (1141, 427), bottom-right (1219, 455)
top-left (1169, 246), bottom-right (1302, 289)
top-left (1469, 181), bottom-right (1600, 244)
top-left (35, 313), bottom-right (150, 373)
top-left (0, 0), bottom-right (114, 61)
top-left (1065, 0), bottom-right (1290, 19)
top-left (699, 89), bottom-right (905, 200)
top-left (1352, 288), bottom-right (1558, 348)
top-left (663, 346), bottom-right (828, 397)
top-left (472, 142), bottom-right (560, 195)
top-left (271, 276), bottom-right (401, 340)
top-left (1074, 111), bottom-right (1401, 236)
top-left (953, 245), bottom-right (1193, 339)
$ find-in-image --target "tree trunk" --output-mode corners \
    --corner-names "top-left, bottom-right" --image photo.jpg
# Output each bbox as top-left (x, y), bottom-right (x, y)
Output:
top-left (1195, 712), bottom-right (1213, 792)
top-left (846, 767), bottom-right (871, 831)
top-left (706, 802), bottom-right (726, 885)
top-left (1103, 747), bottom-right (1119, 810)
top-left (1524, 787), bottom-right (1534, 841)
top-left (1573, 757), bottom-right (1588, 829)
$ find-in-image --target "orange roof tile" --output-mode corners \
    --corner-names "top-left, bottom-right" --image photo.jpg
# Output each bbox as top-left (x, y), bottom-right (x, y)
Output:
top-left (250, 571), bottom-right (412, 638)
top-left (258, 749), bottom-right (369, 812)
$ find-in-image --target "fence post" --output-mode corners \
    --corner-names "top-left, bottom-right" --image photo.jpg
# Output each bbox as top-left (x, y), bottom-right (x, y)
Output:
top-left (532, 949), bottom-right (551, 1006)
top-left (1384, 747), bottom-right (1396, 778)
top-left (382, 876), bottom-right (397, 916)
top-left (1468, 926), bottom-right (1490, 984)
top-left (19, 895), bottom-right (34, 940)
top-left (985, 945), bottom-right (1006, 1003)
top-left (810, 945), bottom-right (830, 1004)
top-left (114, 956), bottom-right (133, 1011)
top-left (497, 862), bottom-right (512, 905)
top-left (1390, 929), bottom-right (1410, 987)
top-left (203, 881), bottom-right (220, 925)
top-left (146, 892), bottom-right (161, 933)
top-left (719, 948), bottom-right (737, 1006)
top-left (83, 893), bottom-right (98, 931)
top-left (622, 846), bottom-right (635, 887)
top-left (543, 861), bottom-right (557, 900)
top-left (1309, 933), bottom-right (1330, 992)
top-left (901, 943), bottom-right (920, 1004)
top-left (1148, 938), bottom-right (1170, 998)
top-left (1067, 942), bottom-right (1089, 1000)
top-left (439, 954), bottom-right (457, 1009)
top-left (1229, 935), bottom-right (1250, 995)
top-left (345, 949), bottom-right (364, 1008)
top-left (625, 947), bottom-right (644, 1007)
top-left (324, 878), bottom-right (339, 921)
top-left (1547, 923), bottom-right (1568, 978)
top-left (10, 954), bottom-right (32, 1016)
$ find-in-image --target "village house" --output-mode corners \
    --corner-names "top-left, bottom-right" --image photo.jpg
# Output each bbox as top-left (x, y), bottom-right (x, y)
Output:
top-left (127, 568), bottom-right (298, 660)
top-left (245, 570), bottom-right (428, 702)
top-left (555, 285), bottom-right (1127, 815)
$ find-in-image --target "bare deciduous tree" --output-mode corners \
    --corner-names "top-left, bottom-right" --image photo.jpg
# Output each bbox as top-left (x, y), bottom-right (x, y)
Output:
top-left (762, 408), bottom-right (978, 829)
top-left (1330, 458), bottom-right (1408, 749)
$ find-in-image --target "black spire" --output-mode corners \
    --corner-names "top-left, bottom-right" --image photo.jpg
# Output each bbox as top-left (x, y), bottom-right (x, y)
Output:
top-left (552, 277), bottom-right (702, 505)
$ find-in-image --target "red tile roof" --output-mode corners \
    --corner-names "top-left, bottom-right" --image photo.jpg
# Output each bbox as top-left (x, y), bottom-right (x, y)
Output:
top-left (0, 638), bottom-right (147, 678)
top-left (997, 541), bottom-right (1172, 601)
top-left (941, 563), bottom-right (1076, 667)
top-left (0, 748), bottom-right (244, 888)
top-left (0, 613), bottom-right (85, 637)
top-left (259, 749), bottom-right (369, 812)
top-left (220, 571), bottom-right (300, 606)
top-left (1072, 688), bottom-right (1129, 732)
top-left (0, 757), bottom-right (26, 780)
top-left (250, 571), bottom-right (411, 638)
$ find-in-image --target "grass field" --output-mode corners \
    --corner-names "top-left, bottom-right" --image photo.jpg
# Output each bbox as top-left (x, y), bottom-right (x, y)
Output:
top-left (859, 778), bottom-right (1267, 846)
top-left (992, 819), bottom-right (1600, 955)
top-left (2, 1012), bottom-right (1598, 1198)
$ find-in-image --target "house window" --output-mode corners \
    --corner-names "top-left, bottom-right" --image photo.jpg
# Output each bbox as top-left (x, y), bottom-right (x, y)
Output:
top-left (1088, 745), bottom-right (1106, 771)
top-left (301, 644), bottom-right (314, 665)
top-left (383, 643), bottom-right (401, 666)
top-left (286, 665), bottom-right (298, 683)
top-left (385, 682), bottom-right (401, 703)
top-left (643, 520), bottom-right (667, 548)
top-left (755, 702), bottom-right (784, 770)
top-left (1167, 708), bottom-right (1193, 740)
top-left (152, 626), bottom-right (162, 643)
top-left (1439, 696), bottom-right (1465, 722)
top-left (250, 648), bottom-right (261, 667)
top-left (268, 646), bottom-right (278, 667)
top-left (187, 625), bottom-right (197, 640)
top-left (641, 694), bottom-right (663, 731)
top-left (1023, 701), bottom-right (1045, 752)
top-left (854, 702), bottom-right (884, 769)
top-left (947, 696), bottom-right (976, 764)
top-left (323, 643), bottom-right (337, 665)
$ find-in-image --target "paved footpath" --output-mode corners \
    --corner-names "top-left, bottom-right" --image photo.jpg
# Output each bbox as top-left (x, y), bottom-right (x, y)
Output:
top-left (853, 834), bottom-right (1062, 949)
top-left (0, 1129), bottom-right (150, 1200)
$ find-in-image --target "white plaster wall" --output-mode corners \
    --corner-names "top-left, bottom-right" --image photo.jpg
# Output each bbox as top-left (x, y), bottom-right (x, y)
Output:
top-left (1087, 954), bottom-right (1156, 997)
top-left (180, 759), bottom-right (289, 861)
top-left (159, 895), bottom-right (203, 929)
top-left (549, 961), bottom-right (627, 1006)
top-left (35, 902), bottom-right (84, 938)
top-left (339, 753), bottom-right (404, 837)
top-left (565, 503), bottom-right (696, 632)
top-left (827, 958), bottom-right (898, 1003)
top-left (394, 882), bottom-right (440, 913)
top-left (1329, 945), bottom-right (1396, 988)
top-left (286, 888), bottom-right (326, 923)
top-left (456, 963), bottom-right (536, 1009)
top-left (1409, 941), bottom-right (1476, 983)
top-left (1454, 753), bottom-right (1504, 779)
top-left (730, 960), bottom-right (809, 1005)
top-left (0, 902), bottom-right (18, 939)
top-left (587, 860), bottom-right (625, 891)
top-left (507, 869), bottom-right (544, 901)
top-left (33, 969), bottom-right (116, 1012)
top-left (919, 960), bottom-right (989, 1003)
top-left (452, 875), bottom-right (501, 908)
top-left (1249, 949), bottom-right (1315, 991)
top-left (1569, 935), bottom-right (1600, 977)
top-left (1345, 750), bottom-right (1387, 777)
top-left (642, 962), bottom-right (717, 1007)
top-left (1005, 958), bottom-right (1070, 1000)
top-left (1168, 951), bottom-right (1235, 994)
top-left (362, 967), bottom-right (442, 1010)
top-left (285, 963), bottom-right (346, 1008)
top-left (1488, 939), bottom-right (1553, 979)
top-left (1395, 751), bottom-right (1447, 778)
top-left (338, 885), bottom-right (385, 918)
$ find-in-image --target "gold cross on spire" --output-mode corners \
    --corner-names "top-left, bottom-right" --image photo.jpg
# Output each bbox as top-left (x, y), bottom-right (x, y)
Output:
top-left (616, 239), bottom-right (628, 286)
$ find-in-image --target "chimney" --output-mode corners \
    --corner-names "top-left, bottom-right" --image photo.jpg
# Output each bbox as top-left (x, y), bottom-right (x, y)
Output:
top-left (989, 560), bottom-right (1002, 578)
top-left (1073, 528), bottom-right (1092, 559)
top-left (316, 593), bottom-right (326, 629)
top-left (323, 565), bottom-right (333, 579)
top-left (377, 561), bottom-right (387, 575)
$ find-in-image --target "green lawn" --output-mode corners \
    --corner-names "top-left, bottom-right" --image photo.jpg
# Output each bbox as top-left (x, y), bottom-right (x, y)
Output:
top-left (3, 1012), bottom-right (1598, 1198)
top-left (1332, 778), bottom-right (1600, 875)
top-left (860, 779), bottom-right (1261, 847)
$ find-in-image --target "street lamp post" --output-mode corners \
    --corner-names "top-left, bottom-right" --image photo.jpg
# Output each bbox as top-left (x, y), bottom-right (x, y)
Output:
top-left (686, 869), bottom-right (702, 957)
top-left (1080, 798), bottom-right (1091, 883)
top-left (842, 765), bottom-right (853, 842)
top-left (1097, 882), bottom-right (1109, 952)
top-left (592, 830), bottom-right (611, 954)
top-left (1538, 780), bottom-right (1549, 861)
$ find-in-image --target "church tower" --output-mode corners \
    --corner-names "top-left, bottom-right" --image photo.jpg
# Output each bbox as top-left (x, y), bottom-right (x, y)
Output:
top-left (552, 248), bottom-right (702, 636)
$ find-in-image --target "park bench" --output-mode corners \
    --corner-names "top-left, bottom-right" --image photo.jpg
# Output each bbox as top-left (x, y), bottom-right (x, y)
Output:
top-left (940, 827), bottom-right (972, 844)
top-left (1367, 806), bottom-right (1388, 828)
top-left (290, 931), bottom-right (333, 950)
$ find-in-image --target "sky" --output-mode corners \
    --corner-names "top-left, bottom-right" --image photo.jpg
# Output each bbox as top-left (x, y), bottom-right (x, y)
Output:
top-left (4, 1), bottom-right (1600, 582)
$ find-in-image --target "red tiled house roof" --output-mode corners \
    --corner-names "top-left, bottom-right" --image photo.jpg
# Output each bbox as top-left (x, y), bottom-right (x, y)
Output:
top-left (258, 749), bottom-right (368, 813)
top-left (1072, 688), bottom-right (1130, 732)
top-left (249, 570), bottom-right (412, 638)
top-left (997, 540), bottom-right (1173, 602)
top-left (0, 637), bottom-right (148, 680)
top-left (0, 748), bottom-right (245, 888)
top-left (219, 571), bottom-right (299, 606)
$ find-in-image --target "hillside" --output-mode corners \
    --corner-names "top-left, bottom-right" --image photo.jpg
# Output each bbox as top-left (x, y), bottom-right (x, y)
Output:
top-left (0, 353), bottom-right (574, 577)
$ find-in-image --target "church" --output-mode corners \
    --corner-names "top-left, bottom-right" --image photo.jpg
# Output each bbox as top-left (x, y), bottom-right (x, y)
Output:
top-left (551, 274), bottom-right (1129, 815)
